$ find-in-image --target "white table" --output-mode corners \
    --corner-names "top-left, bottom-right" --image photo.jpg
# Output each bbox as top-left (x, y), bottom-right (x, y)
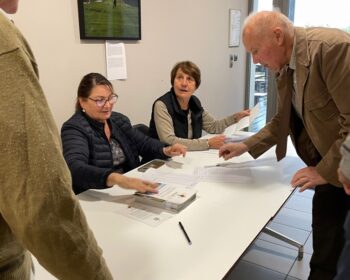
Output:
top-left (34, 142), bottom-right (305, 280)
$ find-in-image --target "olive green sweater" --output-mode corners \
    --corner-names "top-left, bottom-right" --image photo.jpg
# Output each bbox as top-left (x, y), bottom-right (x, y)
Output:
top-left (0, 12), bottom-right (112, 280)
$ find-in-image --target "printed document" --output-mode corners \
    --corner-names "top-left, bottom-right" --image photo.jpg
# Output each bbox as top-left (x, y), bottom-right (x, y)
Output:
top-left (106, 41), bottom-right (127, 80)
top-left (194, 166), bottom-right (253, 183)
top-left (142, 168), bottom-right (198, 187)
top-left (224, 102), bottom-right (261, 137)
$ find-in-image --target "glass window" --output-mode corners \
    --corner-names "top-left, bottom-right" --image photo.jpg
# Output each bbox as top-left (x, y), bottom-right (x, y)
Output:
top-left (246, 0), bottom-right (273, 132)
top-left (294, 0), bottom-right (350, 33)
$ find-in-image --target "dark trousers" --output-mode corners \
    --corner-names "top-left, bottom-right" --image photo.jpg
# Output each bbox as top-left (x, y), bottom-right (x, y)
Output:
top-left (334, 211), bottom-right (350, 280)
top-left (308, 184), bottom-right (350, 280)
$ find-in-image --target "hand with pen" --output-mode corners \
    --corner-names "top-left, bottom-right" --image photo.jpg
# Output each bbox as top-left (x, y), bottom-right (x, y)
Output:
top-left (219, 142), bottom-right (249, 160)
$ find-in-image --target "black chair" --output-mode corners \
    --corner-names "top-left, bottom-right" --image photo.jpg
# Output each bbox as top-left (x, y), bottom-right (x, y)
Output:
top-left (133, 123), bottom-right (152, 164)
top-left (133, 123), bottom-right (150, 137)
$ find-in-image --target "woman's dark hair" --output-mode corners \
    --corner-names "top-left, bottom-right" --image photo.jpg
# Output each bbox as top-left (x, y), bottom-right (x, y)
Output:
top-left (170, 61), bottom-right (201, 89)
top-left (75, 73), bottom-right (114, 112)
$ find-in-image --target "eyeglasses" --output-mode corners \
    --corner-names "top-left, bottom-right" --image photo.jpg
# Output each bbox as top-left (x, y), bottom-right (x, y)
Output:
top-left (88, 94), bottom-right (118, 107)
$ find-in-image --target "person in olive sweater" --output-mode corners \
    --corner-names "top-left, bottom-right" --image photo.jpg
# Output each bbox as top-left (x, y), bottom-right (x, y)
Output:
top-left (0, 1), bottom-right (112, 279)
top-left (61, 72), bottom-right (187, 194)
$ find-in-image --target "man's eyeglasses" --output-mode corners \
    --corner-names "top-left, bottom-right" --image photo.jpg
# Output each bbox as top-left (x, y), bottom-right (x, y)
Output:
top-left (88, 94), bottom-right (118, 107)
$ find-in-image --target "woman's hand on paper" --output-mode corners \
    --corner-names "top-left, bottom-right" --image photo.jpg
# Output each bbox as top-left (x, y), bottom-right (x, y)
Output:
top-left (208, 135), bottom-right (226, 149)
top-left (219, 142), bottom-right (249, 160)
top-left (163, 143), bottom-right (187, 157)
top-left (233, 109), bottom-right (251, 122)
top-left (107, 173), bottom-right (158, 193)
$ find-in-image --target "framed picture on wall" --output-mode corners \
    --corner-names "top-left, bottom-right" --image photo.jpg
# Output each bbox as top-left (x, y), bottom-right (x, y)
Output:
top-left (77, 0), bottom-right (141, 40)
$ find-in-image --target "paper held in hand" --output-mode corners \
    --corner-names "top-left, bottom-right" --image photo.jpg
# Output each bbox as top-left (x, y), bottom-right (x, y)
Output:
top-left (134, 183), bottom-right (197, 213)
top-left (224, 102), bottom-right (261, 142)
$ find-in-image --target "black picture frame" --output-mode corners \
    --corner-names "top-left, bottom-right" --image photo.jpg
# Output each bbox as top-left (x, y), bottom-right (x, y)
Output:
top-left (77, 0), bottom-right (141, 40)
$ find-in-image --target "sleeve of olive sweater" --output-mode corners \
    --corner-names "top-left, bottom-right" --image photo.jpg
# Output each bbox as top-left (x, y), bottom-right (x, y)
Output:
top-left (0, 14), bottom-right (113, 280)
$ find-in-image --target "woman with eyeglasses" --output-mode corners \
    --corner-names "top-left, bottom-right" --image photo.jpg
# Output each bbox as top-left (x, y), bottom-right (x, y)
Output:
top-left (61, 73), bottom-right (187, 195)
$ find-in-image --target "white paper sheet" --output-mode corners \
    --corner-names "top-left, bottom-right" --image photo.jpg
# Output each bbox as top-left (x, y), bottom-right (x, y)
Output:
top-left (142, 168), bottom-right (198, 188)
top-left (116, 202), bottom-right (173, 227)
top-left (194, 166), bottom-right (253, 184)
top-left (80, 189), bottom-right (172, 227)
top-left (229, 10), bottom-right (241, 47)
top-left (224, 131), bottom-right (252, 143)
top-left (105, 41), bottom-right (127, 80)
top-left (204, 157), bottom-right (276, 169)
top-left (224, 102), bottom-right (261, 136)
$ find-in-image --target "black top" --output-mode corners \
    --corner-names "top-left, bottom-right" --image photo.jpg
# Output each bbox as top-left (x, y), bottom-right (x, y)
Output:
top-left (61, 111), bottom-right (167, 194)
top-left (149, 88), bottom-right (204, 139)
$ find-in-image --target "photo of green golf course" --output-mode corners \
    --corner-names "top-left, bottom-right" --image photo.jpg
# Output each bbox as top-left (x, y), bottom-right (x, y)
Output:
top-left (79, 0), bottom-right (140, 39)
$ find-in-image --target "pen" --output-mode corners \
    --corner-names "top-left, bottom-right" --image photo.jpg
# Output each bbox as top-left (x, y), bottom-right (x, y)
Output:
top-left (204, 162), bottom-right (231, 168)
top-left (179, 221), bottom-right (192, 245)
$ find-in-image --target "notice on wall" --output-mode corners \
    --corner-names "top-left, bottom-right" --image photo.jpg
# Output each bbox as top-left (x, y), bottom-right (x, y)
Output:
top-left (105, 41), bottom-right (127, 80)
top-left (229, 9), bottom-right (241, 47)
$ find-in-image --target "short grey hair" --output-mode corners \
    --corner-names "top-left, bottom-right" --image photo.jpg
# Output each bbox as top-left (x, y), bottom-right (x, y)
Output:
top-left (242, 10), bottom-right (294, 40)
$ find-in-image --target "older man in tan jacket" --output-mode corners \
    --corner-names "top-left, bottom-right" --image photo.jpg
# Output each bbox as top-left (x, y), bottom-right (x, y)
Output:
top-left (0, 1), bottom-right (112, 279)
top-left (219, 11), bottom-right (350, 280)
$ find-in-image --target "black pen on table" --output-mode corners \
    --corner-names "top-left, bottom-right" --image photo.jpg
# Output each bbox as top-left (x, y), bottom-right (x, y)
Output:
top-left (179, 221), bottom-right (192, 245)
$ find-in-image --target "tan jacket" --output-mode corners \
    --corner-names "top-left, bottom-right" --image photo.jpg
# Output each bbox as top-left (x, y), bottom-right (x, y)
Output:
top-left (0, 13), bottom-right (112, 279)
top-left (245, 27), bottom-right (350, 187)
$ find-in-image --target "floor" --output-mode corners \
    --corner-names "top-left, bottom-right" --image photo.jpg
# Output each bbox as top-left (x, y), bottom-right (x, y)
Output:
top-left (225, 95), bottom-right (314, 279)
top-left (225, 189), bottom-right (314, 280)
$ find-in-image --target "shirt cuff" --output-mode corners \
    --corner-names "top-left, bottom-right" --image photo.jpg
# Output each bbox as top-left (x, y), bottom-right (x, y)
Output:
top-left (205, 139), bottom-right (210, 149)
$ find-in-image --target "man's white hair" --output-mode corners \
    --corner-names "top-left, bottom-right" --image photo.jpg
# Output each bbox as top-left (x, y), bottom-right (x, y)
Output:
top-left (242, 10), bottom-right (294, 39)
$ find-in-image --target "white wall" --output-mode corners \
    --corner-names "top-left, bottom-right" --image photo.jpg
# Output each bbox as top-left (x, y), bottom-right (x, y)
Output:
top-left (12, 0), bottom-right (248, 129)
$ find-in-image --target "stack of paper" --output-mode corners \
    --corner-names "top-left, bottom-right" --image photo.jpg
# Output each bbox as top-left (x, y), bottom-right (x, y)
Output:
top-left (134, 183), bottom-right (197, 213)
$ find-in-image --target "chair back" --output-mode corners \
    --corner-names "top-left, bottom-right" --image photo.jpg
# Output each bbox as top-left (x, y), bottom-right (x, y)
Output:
top-left (133, 123), bottom-right (150, 136)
